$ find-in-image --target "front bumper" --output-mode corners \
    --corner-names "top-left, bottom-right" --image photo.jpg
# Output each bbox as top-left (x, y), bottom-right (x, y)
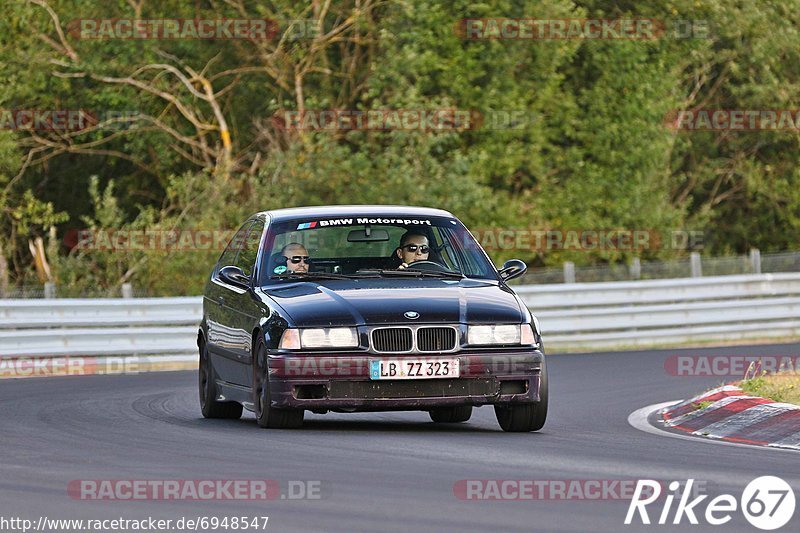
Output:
top-left (267, 350), bottom-right (544, 411)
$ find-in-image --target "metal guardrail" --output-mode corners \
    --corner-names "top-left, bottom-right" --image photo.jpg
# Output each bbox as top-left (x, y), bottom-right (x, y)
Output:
top-left (517, 249), bottom-right (800, 284)
top-left (0, 297), bottom-right (201, 358)
top-left (0, 273), bottom-right (798, 358)
top-left (516, 273), bottom-right (800, 349)
top-left (0, 297), bottom-right (201, 329)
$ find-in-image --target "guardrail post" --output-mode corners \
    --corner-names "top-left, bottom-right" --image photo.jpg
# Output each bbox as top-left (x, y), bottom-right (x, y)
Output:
top-left (563, 261), bottom-right (575, 283)
top-left (749, 248), bottom-right (761, 274)
top-left (121, 283), bottom-right (133, 298)
top-left (690, 252), bottom-right (702, 277)
top-left (630, 258), bottom-right (641, 280)
top-left (44, 282), bottom-right (57, 299)
top-left (0, 240), bottom-right (8, 297)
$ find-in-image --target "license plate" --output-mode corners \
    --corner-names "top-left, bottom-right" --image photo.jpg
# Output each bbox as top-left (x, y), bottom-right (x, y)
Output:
top-left (369, 358), bottom-right (460, 380)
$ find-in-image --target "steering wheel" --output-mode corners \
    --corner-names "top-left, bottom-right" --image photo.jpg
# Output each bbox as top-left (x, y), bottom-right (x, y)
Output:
top-left (405, 260), bottom-right (449, 272)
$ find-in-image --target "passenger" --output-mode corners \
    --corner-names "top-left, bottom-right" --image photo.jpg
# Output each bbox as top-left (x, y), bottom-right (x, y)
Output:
top-left (281, 243), bottom-right (310, 273)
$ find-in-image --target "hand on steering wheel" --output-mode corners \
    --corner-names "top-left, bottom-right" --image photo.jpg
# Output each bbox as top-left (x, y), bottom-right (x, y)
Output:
top-left (399, 260), bottom-right (447, 271)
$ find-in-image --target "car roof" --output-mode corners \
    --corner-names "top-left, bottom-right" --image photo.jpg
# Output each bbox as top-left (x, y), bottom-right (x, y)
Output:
top-left (260, 205), bottom-right (455, 222)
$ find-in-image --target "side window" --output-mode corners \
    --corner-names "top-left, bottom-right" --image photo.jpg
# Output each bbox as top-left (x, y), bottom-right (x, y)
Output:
top-left (235, 218), bottom-right (265, 278)
top-left (438, 226), bottom-right (494, 278)
top-left (216, 221), bottom-right (253, 273)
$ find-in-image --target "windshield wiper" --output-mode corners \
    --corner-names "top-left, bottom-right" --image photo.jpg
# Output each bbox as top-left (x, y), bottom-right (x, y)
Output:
top-left (271, 270), bottom-right (465, 281)
top-left (270, 272), bottom-right (361, 280)
top-left (377, 269), bottom-right (465, 279)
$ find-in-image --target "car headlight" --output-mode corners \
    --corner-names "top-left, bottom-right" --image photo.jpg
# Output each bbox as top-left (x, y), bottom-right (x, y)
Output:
top-left (279, 327), bottom-right (359, 349)
top-left (467, 324), bottom-right (522, 346)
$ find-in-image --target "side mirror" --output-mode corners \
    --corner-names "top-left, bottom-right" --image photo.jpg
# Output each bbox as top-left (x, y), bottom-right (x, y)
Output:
top-left (218, 265), bottom-right (250, 289)
top-left (498, 259), bottom-right (527, 281)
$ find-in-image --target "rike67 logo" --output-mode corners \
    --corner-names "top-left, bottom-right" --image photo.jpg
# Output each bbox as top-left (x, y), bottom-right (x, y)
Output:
top-left (625, 477), bottom-right (795, 530)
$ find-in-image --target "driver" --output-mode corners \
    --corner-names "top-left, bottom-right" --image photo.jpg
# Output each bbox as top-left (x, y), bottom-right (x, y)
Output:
top-left (396, 231), bottom-right (430, 269)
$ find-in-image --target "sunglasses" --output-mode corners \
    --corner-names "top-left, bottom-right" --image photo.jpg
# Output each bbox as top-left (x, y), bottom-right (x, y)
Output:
top-left (400, 244), bottom-right (430, 253)
top-left (285, 255), bottom-right (310, 264)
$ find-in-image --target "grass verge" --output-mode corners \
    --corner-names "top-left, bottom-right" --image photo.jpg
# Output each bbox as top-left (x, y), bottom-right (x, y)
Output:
top-left (739, 372), bottom-right (800, 406)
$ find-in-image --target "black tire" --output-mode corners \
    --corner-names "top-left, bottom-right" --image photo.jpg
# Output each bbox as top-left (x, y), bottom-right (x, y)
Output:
top-left (494, 360), bottom-right (548, 432)
top-left (253, 339), bottom-right (304, 429)
top-left (429, 405), bottom-right (473, 423)
top-left (199, 339), bottom-right (243, 419)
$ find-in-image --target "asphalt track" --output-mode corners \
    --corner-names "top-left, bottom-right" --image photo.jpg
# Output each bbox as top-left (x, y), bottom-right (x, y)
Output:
top-left (1, 343), bottom-right (798, 533)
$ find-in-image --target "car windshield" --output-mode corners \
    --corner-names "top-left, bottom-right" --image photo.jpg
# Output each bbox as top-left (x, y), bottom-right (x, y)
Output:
top-left (258, 214), bottom-right (498, 284)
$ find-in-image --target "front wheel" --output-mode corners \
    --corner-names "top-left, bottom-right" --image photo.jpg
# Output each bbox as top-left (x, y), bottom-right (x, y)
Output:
top-left (199, 339), bottom-right (243, 419)
top-left (494, 361), bottom-right (548, 432)
top-left (253, 339), bottom-right (304, 429)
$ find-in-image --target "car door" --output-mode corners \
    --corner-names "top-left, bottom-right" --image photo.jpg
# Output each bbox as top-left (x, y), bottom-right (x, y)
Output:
top-left (223, 216), bottom-right (266, 385)
top-left (206, 220), bottom-right (253, 385)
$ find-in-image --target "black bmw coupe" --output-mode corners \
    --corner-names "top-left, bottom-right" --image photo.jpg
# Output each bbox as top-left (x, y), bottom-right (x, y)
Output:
top-left (199, 206), bottom-right (547, 431)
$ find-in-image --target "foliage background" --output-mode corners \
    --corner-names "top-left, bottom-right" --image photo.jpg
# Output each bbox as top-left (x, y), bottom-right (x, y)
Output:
top-left (1, 0), bottom-right (797, 295)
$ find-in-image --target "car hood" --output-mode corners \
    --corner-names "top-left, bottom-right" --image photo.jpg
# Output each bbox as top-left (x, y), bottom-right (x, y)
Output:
top-left (259, 278), bottom-right (524, 327)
